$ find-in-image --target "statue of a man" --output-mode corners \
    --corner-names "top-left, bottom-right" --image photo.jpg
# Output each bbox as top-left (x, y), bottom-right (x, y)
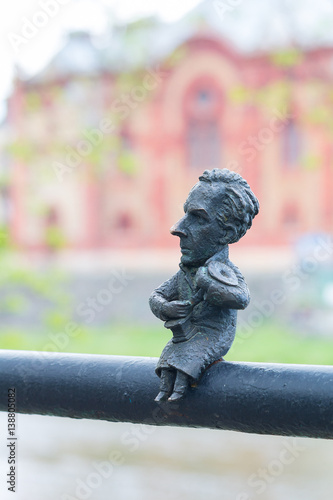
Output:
top-left (149, 168), bottom-right (259, 402)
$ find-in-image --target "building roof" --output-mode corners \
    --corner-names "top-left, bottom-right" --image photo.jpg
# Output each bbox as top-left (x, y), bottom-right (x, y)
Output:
top-left (26, 0), bottom-right (333, 84)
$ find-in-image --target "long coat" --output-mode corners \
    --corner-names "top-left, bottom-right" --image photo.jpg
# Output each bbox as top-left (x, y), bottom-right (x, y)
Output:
top-left (149, 248), bottom-right (250, 381)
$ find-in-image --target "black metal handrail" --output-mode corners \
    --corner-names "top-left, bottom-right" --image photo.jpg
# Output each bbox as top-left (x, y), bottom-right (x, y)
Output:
top-left (0, 349), bottom-right (332, 439)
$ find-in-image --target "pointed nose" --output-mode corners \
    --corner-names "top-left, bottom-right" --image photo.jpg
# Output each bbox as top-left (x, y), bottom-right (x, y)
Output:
top-left (170, 217), bottom-right (187, 237)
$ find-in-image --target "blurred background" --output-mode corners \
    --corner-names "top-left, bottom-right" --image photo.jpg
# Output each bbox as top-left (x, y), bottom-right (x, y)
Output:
top-left (1, 0), bottom-right (333, 498)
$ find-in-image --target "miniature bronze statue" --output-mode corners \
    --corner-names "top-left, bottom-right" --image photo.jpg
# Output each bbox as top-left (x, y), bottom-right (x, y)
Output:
top-left (149, 168), bottom-right (259, 402)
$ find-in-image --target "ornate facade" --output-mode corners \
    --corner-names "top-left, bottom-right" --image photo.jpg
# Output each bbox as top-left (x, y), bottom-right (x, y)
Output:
top-left (5, 17), bottom-right (333, 252)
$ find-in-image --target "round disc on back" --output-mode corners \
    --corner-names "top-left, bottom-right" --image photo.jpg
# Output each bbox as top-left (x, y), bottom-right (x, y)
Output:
top-left (207, 261), bottom-right (238, 286)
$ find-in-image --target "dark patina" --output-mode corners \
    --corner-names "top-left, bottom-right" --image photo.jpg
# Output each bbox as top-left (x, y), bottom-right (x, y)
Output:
top-left (149, 168), bottom-right (259, 402)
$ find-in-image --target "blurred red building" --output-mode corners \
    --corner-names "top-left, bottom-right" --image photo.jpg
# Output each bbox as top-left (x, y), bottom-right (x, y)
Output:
top-left (4, 9), bottom-right (333, 252)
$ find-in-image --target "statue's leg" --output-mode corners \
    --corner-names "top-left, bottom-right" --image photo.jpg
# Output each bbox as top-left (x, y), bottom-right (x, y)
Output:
top-left (154, 368), bottom-right (176, 402)
top-left (168, 370), bottom-right (189, 402)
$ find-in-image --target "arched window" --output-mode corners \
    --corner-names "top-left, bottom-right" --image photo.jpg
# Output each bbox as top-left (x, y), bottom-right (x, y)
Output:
top-left (115, 212), bottom-right (133, 232)
top-left (282, 203), bottom-right (299, 231)
top-left (282, 119), bottom-right (301, 167)
top-left (184, 83), bottom-right (221, 170)
top-left (118, 129), bottom-right (137, 175)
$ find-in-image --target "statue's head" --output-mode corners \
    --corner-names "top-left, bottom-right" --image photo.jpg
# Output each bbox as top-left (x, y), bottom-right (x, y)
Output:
top-left (170, 168), bottom-right (259, 267)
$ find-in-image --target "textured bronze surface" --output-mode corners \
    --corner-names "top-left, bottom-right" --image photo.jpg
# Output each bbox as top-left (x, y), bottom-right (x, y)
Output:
top-left (150, 169), bottom-right (259, 402)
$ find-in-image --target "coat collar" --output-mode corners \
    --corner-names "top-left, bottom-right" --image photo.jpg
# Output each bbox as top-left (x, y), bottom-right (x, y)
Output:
top-left (206, 246), bottom-right (229, 265)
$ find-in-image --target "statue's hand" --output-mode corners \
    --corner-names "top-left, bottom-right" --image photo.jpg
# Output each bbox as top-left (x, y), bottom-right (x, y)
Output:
top-left (162, 300), bottom-right (192, 319)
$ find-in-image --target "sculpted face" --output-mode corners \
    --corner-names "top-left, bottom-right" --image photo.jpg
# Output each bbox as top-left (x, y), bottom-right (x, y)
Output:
top-left (170, 182), bottom-right (225, 267)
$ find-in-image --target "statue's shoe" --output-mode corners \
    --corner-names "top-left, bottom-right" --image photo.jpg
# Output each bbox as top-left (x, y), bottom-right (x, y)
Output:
top-left (154, 391), bottom-right (169, 402)
top-left (168, 391), bottom-right (185, 402)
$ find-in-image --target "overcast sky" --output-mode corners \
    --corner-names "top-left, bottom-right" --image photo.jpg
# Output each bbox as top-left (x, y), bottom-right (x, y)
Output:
top-left (0, 0), bottom-right (201, 119)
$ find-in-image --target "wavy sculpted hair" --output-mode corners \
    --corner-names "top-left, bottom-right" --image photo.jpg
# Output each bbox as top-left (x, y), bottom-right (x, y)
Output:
top-left (198, 168), bottom-right (259, 244)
